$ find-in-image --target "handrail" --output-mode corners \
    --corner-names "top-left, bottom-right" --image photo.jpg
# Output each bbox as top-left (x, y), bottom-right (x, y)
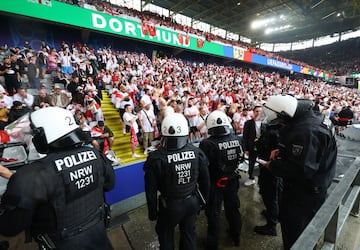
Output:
top-left (291, 156), bottom-right (360, 249)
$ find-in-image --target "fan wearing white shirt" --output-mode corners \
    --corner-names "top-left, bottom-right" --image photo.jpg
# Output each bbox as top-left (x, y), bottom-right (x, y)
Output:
top-left (139, 102), bottom-right (156, 153)
top-left (184, 97), bottom-right (199, 143)
top-left (13, 88), bottom-right (34, 108)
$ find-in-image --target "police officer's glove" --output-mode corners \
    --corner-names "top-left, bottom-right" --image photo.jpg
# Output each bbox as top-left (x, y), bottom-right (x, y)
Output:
top-left (148, 211), bottom-right (157, 221)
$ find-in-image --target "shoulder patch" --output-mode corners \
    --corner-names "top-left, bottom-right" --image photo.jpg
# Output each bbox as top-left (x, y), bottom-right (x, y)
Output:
top-left (292, 144), bottom-right (303, 156)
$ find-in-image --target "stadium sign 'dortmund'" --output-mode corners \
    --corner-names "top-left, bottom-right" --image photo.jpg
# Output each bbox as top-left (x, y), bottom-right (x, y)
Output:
top-left (0, 0), bottom-right (332, 79)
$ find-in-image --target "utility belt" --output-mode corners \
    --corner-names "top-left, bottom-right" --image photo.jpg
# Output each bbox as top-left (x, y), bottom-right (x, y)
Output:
top-left (160, 192), bottom-right (195, 208)
top-left (35, 204), bottom-right (110, 249)
top-left (61, 211), bottom-right (103, 239)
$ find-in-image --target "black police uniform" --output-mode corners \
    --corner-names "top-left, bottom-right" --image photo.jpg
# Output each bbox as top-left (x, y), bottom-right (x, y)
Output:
top-left (0, 146), bottom-right (115, 250)
top-left (144, 143), bottom-right (210, 250)
top-left (199, 133), bottom-right (243, 249)
top-left (269, 109), bottom-right (337, 250)
top-left (255, 123), bottom-right (283, 235)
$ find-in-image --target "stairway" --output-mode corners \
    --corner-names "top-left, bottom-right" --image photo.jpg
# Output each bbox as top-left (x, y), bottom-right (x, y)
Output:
top-left (101, 90), bottom-right (146, 165)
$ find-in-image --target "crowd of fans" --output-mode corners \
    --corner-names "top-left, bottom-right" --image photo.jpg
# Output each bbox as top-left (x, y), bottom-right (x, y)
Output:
top-left (279, 37), bottom-right (360, 75)
top-left (0, 38), bottom-right (359, 160)
top-left (56, 0), bottom-right (335, 74)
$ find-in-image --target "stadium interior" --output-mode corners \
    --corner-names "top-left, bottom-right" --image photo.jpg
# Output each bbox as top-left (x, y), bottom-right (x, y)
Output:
top-left (0, 0), bottom-right (359, 249)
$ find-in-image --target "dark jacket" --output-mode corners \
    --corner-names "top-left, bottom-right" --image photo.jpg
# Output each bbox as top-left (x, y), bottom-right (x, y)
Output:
top-left (33, 94), bottom-right (53, 109)
top-left (243, 119), bottom-right (259, 152)
top-left (8, 106), bottom-right (31, 123)
top-left (0, 146), bottom-right (115, 249)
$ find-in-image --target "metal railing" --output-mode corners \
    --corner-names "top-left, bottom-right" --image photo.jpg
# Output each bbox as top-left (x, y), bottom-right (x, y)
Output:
top-left (292, 155), bottom-right (360, 250)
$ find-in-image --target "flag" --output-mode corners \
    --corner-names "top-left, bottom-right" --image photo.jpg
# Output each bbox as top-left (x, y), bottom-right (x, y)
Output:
top-left (196, 38), bottom-right (205, 48)
top-left (185, 34), bottom-right (190, 45)
top-left (178, 33), bottom-right (183, 44)
top-left (104, 7), bottom-right (120, 16)
top-left (91, 126), bottom-right (103, 138)
top-left (141, 21), bottom-right (149, 36)
top-left (130, 126), bottom-right (139, 147)
top-left (149, 25), bottom-right (157, 36)
top-left (205, 34), bottom-right (211, 42)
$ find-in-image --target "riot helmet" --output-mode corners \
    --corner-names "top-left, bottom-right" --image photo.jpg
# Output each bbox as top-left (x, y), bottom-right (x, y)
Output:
top-left (206, 110), bottom-right (231, 136)
top-left (30, 107), bottom-right (84, 153)
top-left (160, 113), bottom-right (189, 150)
top-left (263, 95), bottom-right (298, 122)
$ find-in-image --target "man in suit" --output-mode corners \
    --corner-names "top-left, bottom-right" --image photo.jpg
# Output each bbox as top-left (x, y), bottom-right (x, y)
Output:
top-left (242, 106), bottom-right (263, 186)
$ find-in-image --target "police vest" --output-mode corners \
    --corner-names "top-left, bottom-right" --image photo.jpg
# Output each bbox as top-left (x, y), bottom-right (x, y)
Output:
top-left (157, 144), bottom-right (200, 200)
top-left (39, 147), bottom-right (106, 239)
top-left (205, 134), bottom-right (243, 176)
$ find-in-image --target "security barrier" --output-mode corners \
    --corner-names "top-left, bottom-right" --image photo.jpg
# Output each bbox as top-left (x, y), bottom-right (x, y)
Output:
top-left (292, 155), bottom-right (360, 249)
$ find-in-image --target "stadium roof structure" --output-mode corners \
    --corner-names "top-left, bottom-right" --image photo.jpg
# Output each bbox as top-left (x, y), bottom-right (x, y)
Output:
top-left (145, 0), bottom-right (360, 44)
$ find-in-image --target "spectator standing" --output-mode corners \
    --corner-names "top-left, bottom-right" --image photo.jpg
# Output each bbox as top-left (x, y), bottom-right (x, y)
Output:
top-left (85, 76), bottom-right (100, 105)
top-left (122, 104), bottom-right (140, 158)
top-left (0, 57), bottom-right (21, 96)
top-left (27, 56), bottom-right (41, 89)
top-left (243, 106), bottom-right (263, 186)
top-left (59, 49), bottom-right (74, 77)
top-left (37, 48), bottom-right (48, 79)
top-left (139, 101), bottom-right (156, 154)
top-left (47, 48), bottom-right (58, 74)
top-left (184, 97), bottom-right (199, 143)
top-left (140, 88), bottom-right (152, 110)
top-left (196, 106), bottom-right (208, 140)
top-left (232, 107), bottom-right (251, 135)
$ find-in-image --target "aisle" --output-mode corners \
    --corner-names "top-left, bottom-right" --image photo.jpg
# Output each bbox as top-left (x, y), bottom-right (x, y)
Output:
top-left (101, 90), bottom-right (146, 165)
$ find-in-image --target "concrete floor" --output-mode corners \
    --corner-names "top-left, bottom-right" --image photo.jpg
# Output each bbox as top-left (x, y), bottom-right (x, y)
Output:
top-left (111, 170), bottom-right (360, 250)
top-left (1, 171), bottom-right (359, 250)
top-left (119, 173), bottom-right (284, 250)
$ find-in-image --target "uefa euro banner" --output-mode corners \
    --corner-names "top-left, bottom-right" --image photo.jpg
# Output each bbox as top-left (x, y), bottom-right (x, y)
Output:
top-left (0, 0), bottom-right (225, 56)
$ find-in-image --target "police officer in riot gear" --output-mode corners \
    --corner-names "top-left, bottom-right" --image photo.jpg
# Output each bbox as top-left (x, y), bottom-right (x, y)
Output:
top-left (254, 120), bottom-right (283, 236)
top-left (199, 110), bottom-right (243, 249)
top-left (143, 113), bottom-right (210, 250)
top-left (263, 95), bottom-right (337, 250)
top-left (0, 107), bottom-right (115, 250)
